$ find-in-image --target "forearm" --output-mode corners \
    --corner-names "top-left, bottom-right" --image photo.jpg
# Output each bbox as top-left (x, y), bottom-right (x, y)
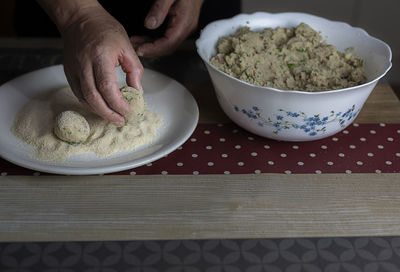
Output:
top-left (36, 0), bottom-right (101, 33)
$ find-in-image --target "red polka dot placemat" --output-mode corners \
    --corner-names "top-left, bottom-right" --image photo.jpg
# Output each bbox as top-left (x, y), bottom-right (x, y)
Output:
top-left (0, 123), bottom-right (399, 176)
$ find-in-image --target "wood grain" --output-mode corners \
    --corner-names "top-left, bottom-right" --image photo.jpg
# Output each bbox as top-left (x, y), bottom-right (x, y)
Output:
top-left (1, 173), bottom-right (400, 242)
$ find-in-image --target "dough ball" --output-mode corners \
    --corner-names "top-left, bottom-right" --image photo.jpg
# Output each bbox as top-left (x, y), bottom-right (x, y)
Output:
top-left (120, 86), bottom-right (145, 120)
top-left (54, 110), bottom-right (90, 144)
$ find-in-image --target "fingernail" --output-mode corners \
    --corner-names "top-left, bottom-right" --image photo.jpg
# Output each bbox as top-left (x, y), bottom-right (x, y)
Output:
top-left (114, 120), bottom-right (125, 127)
top-left (145, 16), bottom-right (157, 29)
top-left (136, 49), bottom-right (143, 57)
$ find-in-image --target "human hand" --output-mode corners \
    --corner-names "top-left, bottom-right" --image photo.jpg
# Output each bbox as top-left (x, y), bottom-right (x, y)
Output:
top-left (130, 0), bottom-right (204, 57)
top-left (60, 4), bottom-right (143, 126)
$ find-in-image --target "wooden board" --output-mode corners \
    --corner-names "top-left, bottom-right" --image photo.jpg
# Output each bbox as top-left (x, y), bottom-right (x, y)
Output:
top-left (1, 173), bottom-right (400, 242)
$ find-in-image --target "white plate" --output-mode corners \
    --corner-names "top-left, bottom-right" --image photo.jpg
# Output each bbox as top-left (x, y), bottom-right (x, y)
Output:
top-left (0, 65), bottom-right (199, 175)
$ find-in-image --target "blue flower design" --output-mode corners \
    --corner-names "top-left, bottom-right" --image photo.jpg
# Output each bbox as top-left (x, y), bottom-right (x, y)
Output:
top-left (234, 104), bottom-right (359, 136)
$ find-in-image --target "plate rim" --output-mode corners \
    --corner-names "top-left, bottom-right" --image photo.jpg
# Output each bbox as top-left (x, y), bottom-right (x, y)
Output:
top-left (0, 65), bottom-right (199, 175)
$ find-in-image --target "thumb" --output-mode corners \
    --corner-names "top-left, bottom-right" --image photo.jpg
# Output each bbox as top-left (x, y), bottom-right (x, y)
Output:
top-left (145, 0), bottom-right (175, 29)
top-left (119, 51), bottom-right (144, 91)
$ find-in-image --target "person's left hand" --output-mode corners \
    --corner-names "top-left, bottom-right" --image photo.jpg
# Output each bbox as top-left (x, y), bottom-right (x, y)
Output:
top-left (130, 0), bottom-right (204, 57)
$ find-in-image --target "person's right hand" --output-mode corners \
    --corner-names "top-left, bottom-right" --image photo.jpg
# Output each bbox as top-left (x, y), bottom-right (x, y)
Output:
top-left (59, 4), bottom-right (143, 126)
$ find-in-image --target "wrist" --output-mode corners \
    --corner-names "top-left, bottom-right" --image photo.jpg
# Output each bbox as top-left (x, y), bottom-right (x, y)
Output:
top-left (37, 0), bottom-right (101, 34)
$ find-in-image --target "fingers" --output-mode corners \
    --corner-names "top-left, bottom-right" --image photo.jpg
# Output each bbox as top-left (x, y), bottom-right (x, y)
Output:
top-left (135, 16), bottom-right (186, 57)
top-left (134, 0), bottom-right (202, 57)
top-left (145, 0), bottom-right (176, 29)
top-left (130, 36), bottom-right (153, 56)
top-left (92, 56), bottom-right (131, 116)
top-left (80, 65), bottom-right (126, 126)
top-left (119, 48), bottom-right (144, 90)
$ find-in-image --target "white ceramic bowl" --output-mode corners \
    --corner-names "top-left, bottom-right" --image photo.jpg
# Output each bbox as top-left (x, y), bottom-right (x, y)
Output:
top-left (196, 12), bottom-right (392, 141)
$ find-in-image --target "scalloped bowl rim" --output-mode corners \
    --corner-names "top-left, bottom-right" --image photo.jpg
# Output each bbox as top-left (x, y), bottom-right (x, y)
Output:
top-left (196, 12), bottom-right (392, 95)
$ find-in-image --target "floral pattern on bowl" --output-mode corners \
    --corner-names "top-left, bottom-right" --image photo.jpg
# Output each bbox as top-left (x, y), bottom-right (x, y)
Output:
top-left (234, 105), bottom-right (359, 136)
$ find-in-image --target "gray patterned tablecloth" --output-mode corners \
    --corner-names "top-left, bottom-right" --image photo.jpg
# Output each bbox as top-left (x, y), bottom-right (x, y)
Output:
top-left (1, 42), bottom-right (399, 272)
top-left (1, 238), bottom-right (400, 272)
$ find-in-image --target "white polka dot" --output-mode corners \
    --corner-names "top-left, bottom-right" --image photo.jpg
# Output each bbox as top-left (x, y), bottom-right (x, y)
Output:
top-left (343, 130), bottom-right (349, 134)
top-left (396, 153), bottom-right (400, 157)
top-left (206, 146), bottom-right (212, 150)
top-left (146, 163), bottom-right (153, 166)
top-left (292, 145), bottom-right (299, 149)
top-left (224, 171), bottom-right (230, 175)
top-left (332, 137), bottom-right (339, 142)
top-left (161, 171), bottom-right (168, 175)
top-left (267, 161), bottom-right (274, 165)
top-left (386, 161), bottom-right (392, 165)
top-left (321, 145), bottom-right (328, 150)
top-left (217, 123), bottom-right (223, 127)
top-left (356, 161), bottom-right (363, 165)
top-left (375, 169), bottom-right (382, 174)
top-left (327, 161), bottom-right (334, 166)
top-left (254, 170), bottom-right (261, 174)
top-left (338, 153), bottom-right (345, 157)
top-left (315, 170), bottom-right (322, 174)
top-left (349, 145), bottom-right (356, 149)
top-left (204, 130), bottom-right (210, 134)
top-left (221, 154), bottom-right (228, 158)
top-left (193, 171), bottom-right (199, 175)
top-left (178, 146), bottom-right (183, 150)
top-left (284, 170), bottom-right (292, 174)
top-left (33, 172), bottom-right (40, 176)
top-left (370, 130), bottom-right (376, 134)
top-left (280, 153), bottom-right (287, 158)
top-left (387, 137), bottom-right (394, 142)
top-left (190, 138), bottom-right (197, 142)
top-left (238, 162), bottom-right (244, 166)
top-left (192, 154), bottom-right (198, 158)
top-left (346, 170), bottom-right (352, 174)
top-left (1, 172), bottom-right (7, 176)
top-left (297, 161), bottom-right (304, 166)
top-left (380, 123), bottom-right (386, 127)
top-left (264, 145), bottom-right (270, 149)
top-left (251, 152), bottom-right (258, 156)
top-left (367, 153), bottom-right (374, 157)
top-left (353, 123), bottom-right (359, 127)
top-left (378, 145), bottom-right (384, 149)
top-left (360, 137), bottom-right (366, 142)
top-left (248, 137), bottom-right (254, 141)
top-left (130, 171), bottom-right (136, 175)
top-left (232, 129), bottom-right (238, 133)
top-left (219, 138), bottom-right (226, 142)
top-left (235, 145), bottom-right (241, 149)
top-left (397, 130), bottom-right (400, 134)
top-left (208, 162), bottom-right (214, 166)
top-left (309, 153), bottom-right (316, 158)
top-left (177, 162), bottom-right (183, 167)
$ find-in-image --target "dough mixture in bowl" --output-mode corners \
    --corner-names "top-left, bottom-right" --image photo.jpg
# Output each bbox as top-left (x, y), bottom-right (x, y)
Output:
top-left (210, 23), bottom-right (367, 91)
top-left (12, 86), bottom-right (162, 161)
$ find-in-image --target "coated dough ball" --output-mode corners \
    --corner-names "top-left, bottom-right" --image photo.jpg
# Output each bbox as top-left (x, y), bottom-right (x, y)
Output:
top-left (120, 86), bottom-right (145, 120)
top-left (54, 110), bottom-right (90, 144)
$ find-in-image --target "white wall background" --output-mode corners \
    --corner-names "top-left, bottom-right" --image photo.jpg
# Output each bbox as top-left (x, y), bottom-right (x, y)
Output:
top-left (241, 0), bottom-right (399, 86)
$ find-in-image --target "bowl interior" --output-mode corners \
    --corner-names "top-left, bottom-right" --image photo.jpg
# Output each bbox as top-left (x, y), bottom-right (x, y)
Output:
top-left (196, 12), bottom-right (392, 84)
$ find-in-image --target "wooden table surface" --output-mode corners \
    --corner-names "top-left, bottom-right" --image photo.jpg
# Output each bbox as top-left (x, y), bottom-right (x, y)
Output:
top-left (0, 83), bottom-right (399, 242)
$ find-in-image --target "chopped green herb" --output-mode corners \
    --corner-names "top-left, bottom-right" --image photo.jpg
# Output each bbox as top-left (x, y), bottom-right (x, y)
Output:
top-left (287, 63), bottom-right (295, 69)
